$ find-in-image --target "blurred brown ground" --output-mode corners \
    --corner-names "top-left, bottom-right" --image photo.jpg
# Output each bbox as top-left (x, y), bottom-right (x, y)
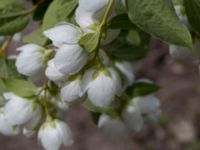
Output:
top-left (1, 14), bottom-right (200, 150)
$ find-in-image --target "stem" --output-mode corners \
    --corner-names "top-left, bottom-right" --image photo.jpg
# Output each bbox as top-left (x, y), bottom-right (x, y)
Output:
top-left (99, 0), bottom-right (114, 32)
top-left (0, 37), bottom-right (12, 55)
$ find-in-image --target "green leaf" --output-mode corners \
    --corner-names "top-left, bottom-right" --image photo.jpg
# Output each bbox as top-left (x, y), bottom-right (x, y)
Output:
top-left (83, 100), bottom-right (119, 117)
top-left (0, 0), bottom-right (30, 35)
top-left (105, 29), bottom-right (150, 61)
top-left (127, 82), bottom-right (160, 97)
top-left (42, 0), bottom-right (78, 31)
top-left (0, 56), bottom-right (24, 79)
top-left (108, 14), bottom-right (136, 30)
top-left (23, 27), bottom-right (48, 46)
top-left (2, 78), bottom-right (37, 98)
top-left (184, 0), bottom-right (200, 34)
top-left (127, 0), bottom-right (193, 48)
top-left (79, 32), bottom-right (101, 53)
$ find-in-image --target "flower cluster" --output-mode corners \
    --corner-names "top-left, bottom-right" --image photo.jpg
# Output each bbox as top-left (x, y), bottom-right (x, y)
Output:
top-left (0, 0), bottom-right (161, 150)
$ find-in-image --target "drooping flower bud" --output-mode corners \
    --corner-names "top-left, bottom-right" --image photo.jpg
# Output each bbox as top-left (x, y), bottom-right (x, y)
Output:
top-left (3, 92), bottom-right (38, 125)
top-left (16, 44), bottom-right (46, 80)
top-left (38, 119), bottom-right (73, 150)
top-left (60, 77), bottom-right (83, 104)
top-left (81, 67), bottom-right (122, 107)
top-left (122, 105), bottom-right (144, 132)
top-left (0, 108), bottom-right (20, 136)
top-left (98, 114), bottom-right (128, 139)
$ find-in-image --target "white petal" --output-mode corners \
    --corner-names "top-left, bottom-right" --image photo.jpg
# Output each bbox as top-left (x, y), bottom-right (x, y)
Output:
top-left (134, 95), bottom-right (160, 114)
top-left (87, 73), bottom-right (116, 107)
top-left (38, 124), bottom-right (62, 150)
top-left (115, 61), bottom-right (135, 86)
top-left (44, 23), bottom-right (81, 47)
top-left (61, 80), bottom-right (81, 103)
top-left (75, 9), bottom-right (96, 31)
top-left (122, 105), bottom-right (144, 132)
top-left (16, 44), bottom-right (45, 77)
top-left (45, 59), bottom-right (67, 84)
top-left (0, 110), bottom-right (20, 136)
top-left (23, 105), bottom-right (42, 136)
top-left (169, 44), bottom-right (198, 62)
top-left (54, 44), bottom-right (88, 75)
top-left (56, 121), bottom-right (74, 146)
top-left (80, 69), bottom-right (94, 96)
top-left (4, 94), bottom-right (34, 125)
top-left (16, 44), bottom-right (42, 52)
top-left (98, 114), bottom-right (127, 139)
top-left (78, 0), bottom-right (109, 13)
top-left (13, 32), bottom-right (22, 42)
top-left (109, 67), bottom-right (123, 96)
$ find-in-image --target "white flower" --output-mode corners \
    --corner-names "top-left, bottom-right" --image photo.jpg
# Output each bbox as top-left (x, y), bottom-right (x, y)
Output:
top-left (38, 120), bottom-right (73, 150)
top-left (54, 44), bottom-right (88, 75)
top-left (115, 61), bottom-right (135, 87)
top-left (45, 59), bottom-right (67, 85)
top-left (16, 44), bottom-right (45, 79)
top-left (122, 105), bottom-right (144, 132)
top-left (98, 114), bottom-right (128, 139)
top-left (169, 44), bottom-right (198, 62)
top-left (78, 0), bottom-right (109, 13)
top-left (44, 23), bottom-right (88, 75)
top-left (75, 0), bottom-right (109, 32)
top-left (174, 5), bottom-right (189, 27)
top-left (133, 95), bottom-right (161, 115)
top-left (23, 105), bottom-right (42, 137)
top-left (3, 92), bottom-right (36, 125)
top-left (0, 108), bottom-right (20, 136)
top-left (44, 23), bottom-right (81, 47)
top-left (81, 68), bottom-right (122, 107)
top-left (61, 78), bottom-right (82, 103)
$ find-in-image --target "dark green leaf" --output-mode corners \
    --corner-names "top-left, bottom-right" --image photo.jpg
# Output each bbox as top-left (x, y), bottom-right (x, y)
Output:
top-left (127, 82), bottom-right (160, 97)
top-left (127, 0), bottom-right (193, 48)
top-left (108, 14), bottom-right (136, 30)
top-left (184, 0), bottom-right (200, 34)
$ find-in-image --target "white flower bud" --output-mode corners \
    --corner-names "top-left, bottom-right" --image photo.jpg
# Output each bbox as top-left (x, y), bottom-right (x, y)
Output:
top-left (0, 108), bottom-right (20, 136)
top-left (169, 44), bottom-right (198, 62)
top-left (16, 44), bottom-right (45, 79)
top-left (38, 120), bottom-right (73, 150)
top-left (54, 44), bottom-right (88, 75)
top-left (23, 105), bottom-right (42, 137)
top-left (133, 95), bottom-right (161, 115)
top-left (61, 78), bottom-right (82, 103)
top-left (45, 59), bottom-right (67, 85)
top-left (98, 114), bottom-right (128, 139)
top-left (44, 23), bottom-right (81, 47)
top-left (122, 105), bottom-right (144, 132)
top-left (81, 68), bottom-right (122, 107)
top-left (3, 92), bottom-right (37, 125)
